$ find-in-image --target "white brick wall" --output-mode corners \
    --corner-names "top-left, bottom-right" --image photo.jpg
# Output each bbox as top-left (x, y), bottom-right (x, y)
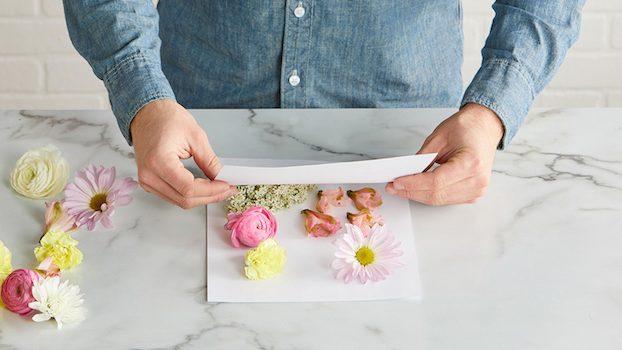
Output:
top-left (0, 0), bottom-right (620, 109)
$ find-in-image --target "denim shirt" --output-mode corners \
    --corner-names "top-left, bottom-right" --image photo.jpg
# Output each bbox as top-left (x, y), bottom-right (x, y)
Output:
top-left (63, 0), bottom-right (584, 148)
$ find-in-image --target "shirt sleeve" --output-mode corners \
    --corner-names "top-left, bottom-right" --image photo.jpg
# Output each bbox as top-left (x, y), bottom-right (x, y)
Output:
top-left (461, 0), bottom-right (585, 149)
top-left (63, 0), bottom-right (176, 144)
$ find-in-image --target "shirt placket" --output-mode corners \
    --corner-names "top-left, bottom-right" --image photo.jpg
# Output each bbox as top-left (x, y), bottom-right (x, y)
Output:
top-left (280, 0), bottom-right (313, 108)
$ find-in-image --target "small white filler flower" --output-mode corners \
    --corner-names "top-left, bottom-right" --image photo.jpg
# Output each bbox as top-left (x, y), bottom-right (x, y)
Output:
top-left (28, 276), bottom-right (86, 329)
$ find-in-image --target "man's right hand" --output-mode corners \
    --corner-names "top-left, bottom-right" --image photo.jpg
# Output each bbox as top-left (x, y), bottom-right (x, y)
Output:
top-left (130, 99), bottom-right (237, 209)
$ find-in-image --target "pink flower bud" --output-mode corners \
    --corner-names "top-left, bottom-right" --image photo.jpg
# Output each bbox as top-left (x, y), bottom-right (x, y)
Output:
top-left (347, 188), bottom-right (383, 210)
top-left (301, 209), bottom-right (342, 237)
top-left (347, 209), bottom-right (384, 237)
top-left (316, 187), bottom-right (350, 213)
top-left (1, 269), bottom-right (40, 315)
top-left (225, 206), bottom-right (278, 248)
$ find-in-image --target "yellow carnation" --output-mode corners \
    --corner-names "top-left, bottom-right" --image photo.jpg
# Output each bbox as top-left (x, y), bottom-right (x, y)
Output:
top-left (244, 238), bottom-right (286, 280)
top-left (0, 240), bottom-right (13, 308)
top-left (10, 145), bottom-right (69, 199)
top-left (34, 230), bottom-right (83, 270)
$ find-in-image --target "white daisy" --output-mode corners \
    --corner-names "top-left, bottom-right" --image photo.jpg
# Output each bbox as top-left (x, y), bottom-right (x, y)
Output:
top-left (28, 276), bottom-right (86, 329)
top-left (331, 223), bottom-right (404, 284)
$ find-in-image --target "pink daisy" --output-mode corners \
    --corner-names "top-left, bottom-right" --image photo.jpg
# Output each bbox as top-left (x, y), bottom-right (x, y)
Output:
top-left (331, 223), bottom-right (403, 284)
top-left (63, 165), bottom-right (137, 231)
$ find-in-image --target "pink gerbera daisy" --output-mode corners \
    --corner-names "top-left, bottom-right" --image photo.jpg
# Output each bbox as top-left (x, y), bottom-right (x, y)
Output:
top-left (331, 223), bottom-right (403, 284)
top-left (63, 165), bottom-right (137, 231)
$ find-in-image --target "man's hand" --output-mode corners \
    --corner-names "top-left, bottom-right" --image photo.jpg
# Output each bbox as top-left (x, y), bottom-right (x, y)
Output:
top-left (131, 99), bottom-right (237, 209)
top-left (386, 103), bottom-right (504, 206)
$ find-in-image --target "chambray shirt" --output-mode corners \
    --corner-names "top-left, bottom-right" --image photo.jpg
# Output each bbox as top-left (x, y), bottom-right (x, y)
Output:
top-left (63, 0), bottom-right (584, 148)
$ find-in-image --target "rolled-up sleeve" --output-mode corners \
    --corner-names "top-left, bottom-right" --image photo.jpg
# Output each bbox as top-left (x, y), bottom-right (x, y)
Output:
top-left (461, 0), bottom-right (585, 148)
top-left (63, 0), bottom-right (176, 143)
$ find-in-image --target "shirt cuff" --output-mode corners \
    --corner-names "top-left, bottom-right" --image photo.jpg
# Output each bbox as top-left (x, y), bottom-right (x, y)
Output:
top-left (103, 53), bottom-right (176, 144)
top-left (461, 58), bottom-right (535, 149)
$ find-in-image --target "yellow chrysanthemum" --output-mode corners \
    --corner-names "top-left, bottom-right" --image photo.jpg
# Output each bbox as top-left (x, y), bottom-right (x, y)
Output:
top-left (244, 238), bottom-right (286, 280)
top-left (34, 230), bottom-right (83, 270)
top-left (0, 240), bottom-right (13, 308)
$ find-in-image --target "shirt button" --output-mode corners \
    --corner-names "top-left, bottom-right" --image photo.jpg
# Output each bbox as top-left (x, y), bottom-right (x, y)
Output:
top-left (289, 70), bottom-right (300, 86)
top-left (294, 3), bottom-right (306, 18)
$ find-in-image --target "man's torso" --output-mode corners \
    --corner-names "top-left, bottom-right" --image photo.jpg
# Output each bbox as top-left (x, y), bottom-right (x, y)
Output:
top-left (158, 0), bottom-right (464, 109)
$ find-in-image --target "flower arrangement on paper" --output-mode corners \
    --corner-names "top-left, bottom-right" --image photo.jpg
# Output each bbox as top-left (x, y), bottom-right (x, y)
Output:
top-left (225, 182), bottom-right (403, 284)
top-left (2, 145), bottom-right (137, 329)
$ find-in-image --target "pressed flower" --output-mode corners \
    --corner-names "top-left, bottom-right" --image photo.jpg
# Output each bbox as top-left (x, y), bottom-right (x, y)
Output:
top-left (44, 200), bottom-right (77, 235)
top-left (225, 205), bottom-right (277, 248)
top-left (301, 209), bottom-right (342, 237)
top-left (64, 165), bottom-right (137, 231)
top-left (244, 238), bottom-right (286, 280)
top-left (29, 276), bottom-right (86, 329)
top-left (331, 224), bottom-right (403, 284)
top-left (316, 187), bottom-right (350, 213)
top-left (1, 269), bottom-right (39, 315)
top-left (34, 230), bottom-right (83, 270)
top-left (0, 240), bottom-right (13, 309)
top-left (347, 187), bottom-right (383, 211)
top-left (347, 209), bottom-right (384, 237)
top-left (10, 145), bottom-right (69, 199)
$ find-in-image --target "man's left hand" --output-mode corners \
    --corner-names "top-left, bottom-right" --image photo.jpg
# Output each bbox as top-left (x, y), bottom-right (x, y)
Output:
top-left (386, 103), bottom-right (504, 206)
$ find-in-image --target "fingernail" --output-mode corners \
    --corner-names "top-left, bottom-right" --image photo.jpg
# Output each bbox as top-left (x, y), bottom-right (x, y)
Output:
top-left (393, 182), bottom-right (404, 190)
top-left (386, 185), bottom-right (396, 194)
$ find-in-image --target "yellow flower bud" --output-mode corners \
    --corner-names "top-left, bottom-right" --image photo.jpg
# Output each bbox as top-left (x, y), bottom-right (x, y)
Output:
top-left (244, 239), bottom-right (286, 280)
top-left (0, 240), bottom-right (13, 308)
top-left (34, 230), bottom-right (83, 271)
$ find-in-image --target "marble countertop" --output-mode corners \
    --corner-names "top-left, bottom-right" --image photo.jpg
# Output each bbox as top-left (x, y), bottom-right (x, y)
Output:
top-left (0, 108), bottom-right (620, 350)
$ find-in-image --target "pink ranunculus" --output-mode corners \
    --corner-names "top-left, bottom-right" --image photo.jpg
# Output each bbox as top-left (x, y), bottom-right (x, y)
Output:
top-left (316, 187), bottom-right (350, 213)
top-left (347, 209), bottom-right (384, 237)
top-left (347, 187), bottom-right (383, 210)
top-left (1, 269), bottom-right (40, 315)
top-left (301, 209), bottom-right (342, 237)
top-left (225, 206), bottom-right (277, 248)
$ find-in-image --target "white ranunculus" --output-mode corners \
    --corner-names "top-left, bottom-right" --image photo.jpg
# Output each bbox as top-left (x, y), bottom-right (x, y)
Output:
top-left (10, 145), bottom-right (69, 199)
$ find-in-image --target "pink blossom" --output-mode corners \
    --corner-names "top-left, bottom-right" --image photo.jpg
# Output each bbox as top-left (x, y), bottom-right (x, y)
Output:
top-left (44, 200), bottom-right (77, 234)
top-left (35, 257), bottom-right (61, 278)
top-left (301, 209), bottom-right (342, 237)
top-left (347, 187), bottom-right (383, 211)
top-left (347, 209), bottom-right (384, 237)
top-left (225, 206), bottom-right (277, 248)
top-left (316, 187), bottom-right (350, 213)
top-left (63, 165), bottom-right (137, 231)
top-left (1, 269), bottom-right (40, 315)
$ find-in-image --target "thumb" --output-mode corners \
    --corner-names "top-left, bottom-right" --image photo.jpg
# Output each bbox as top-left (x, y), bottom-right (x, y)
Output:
top-left (191, 131), bottom-right (222, 180)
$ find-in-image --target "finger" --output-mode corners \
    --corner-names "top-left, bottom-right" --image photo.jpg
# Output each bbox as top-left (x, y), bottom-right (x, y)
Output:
top-left (142, 179), bottom-right (237, 209)
top-left (142, 169), bottom-right (232, 198)
top-left (387, 175), bottom-right (488, 206)
top-left (391, 156), bottom-right (472, 192)
top-left (151, 151), bottom-right (230, 197)
top-left (190, 131), bottom-right (222, 180)
top-left (150, 151), bottom-right (197, 197)
top-left (140, 182), bottom-right (179, 206)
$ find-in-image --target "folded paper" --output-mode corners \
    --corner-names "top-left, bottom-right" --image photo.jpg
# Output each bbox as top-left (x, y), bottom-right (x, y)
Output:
top-left (216, 154), bottom-right (437, 185)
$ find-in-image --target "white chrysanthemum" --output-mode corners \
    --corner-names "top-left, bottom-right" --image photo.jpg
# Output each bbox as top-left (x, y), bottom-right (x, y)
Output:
top-left (29, 276), bottom-right (86, 329)
top-left (10, 145), bottom-right (69, 199)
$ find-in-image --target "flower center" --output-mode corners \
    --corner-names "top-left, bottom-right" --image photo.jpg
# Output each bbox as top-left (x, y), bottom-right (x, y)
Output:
top-left (355, 246), bottom-right (375, 266)
top-left (89, 193), bottom-right (108, 211)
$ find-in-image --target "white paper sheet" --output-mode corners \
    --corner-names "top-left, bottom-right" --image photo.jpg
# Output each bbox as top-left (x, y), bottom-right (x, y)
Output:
top-left (216, 153), bottom-right (436, 185)
top-left (207, 158), bottom-right (423, 303)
